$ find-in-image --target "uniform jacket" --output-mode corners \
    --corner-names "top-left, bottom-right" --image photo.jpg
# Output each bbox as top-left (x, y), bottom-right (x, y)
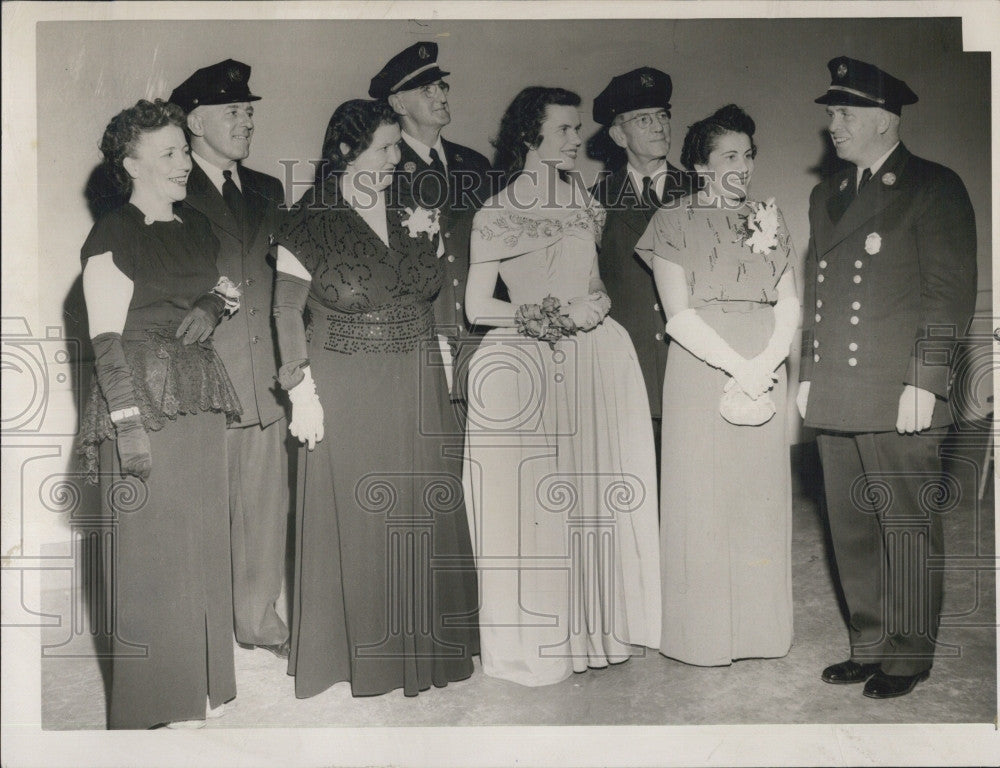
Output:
top-left (800, 143), bottom-right (977, 432)
top-left (182, 160), bottom-right (286, 427)
top-left (592, 163), bottom-right (695, 417)
top-left (391, 138), bottom-right (493, 344)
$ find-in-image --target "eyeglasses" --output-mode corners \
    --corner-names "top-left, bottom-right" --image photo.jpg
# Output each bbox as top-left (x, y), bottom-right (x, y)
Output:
top-left (619, 110), bottom-right (671, 130)
top-left (417, 81), bottom-right (450, 98)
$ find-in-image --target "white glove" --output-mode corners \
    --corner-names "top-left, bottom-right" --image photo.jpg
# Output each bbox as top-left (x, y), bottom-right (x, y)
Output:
top-left (665, 307), bottom-right (748, 370)
top-left (730, 356), bottom-right (779, 400)
top-left (896, 384), bottom-right (936, 434)
top-left (288, 366), bottom-right (324, 450)
top-left (759, 296), bottom-right (801, 372)
top-left (796, 381), bottom-right (810, 420)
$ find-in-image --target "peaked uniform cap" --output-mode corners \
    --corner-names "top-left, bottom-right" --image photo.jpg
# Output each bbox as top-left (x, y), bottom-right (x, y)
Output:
top-left (169, 59), bottom-right (261, 113)
top-left (593, 66), bottom-right (672, 126)
top-left (814, 56), bottom-right (918, 115)
top-left (369, 42), bottom-right (450, 99)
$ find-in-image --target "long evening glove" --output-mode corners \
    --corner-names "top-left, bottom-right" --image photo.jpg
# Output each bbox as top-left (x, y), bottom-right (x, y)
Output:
top-left (272, 272), bottom-right (311, 389)
top-left (665, 308), bottom-right (775, 398)
top-left (92, 331), bottom-right (151, 480)
top-left (272, 271), bottom-right (323, 448)
top-left (176, 292), bottom-right (226, 345)
top-left (757, 296), bottom-right (801, 372)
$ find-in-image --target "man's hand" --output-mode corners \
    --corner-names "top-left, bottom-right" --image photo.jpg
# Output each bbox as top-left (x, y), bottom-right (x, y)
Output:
top-left (896, 384), bottom-right (936, 434)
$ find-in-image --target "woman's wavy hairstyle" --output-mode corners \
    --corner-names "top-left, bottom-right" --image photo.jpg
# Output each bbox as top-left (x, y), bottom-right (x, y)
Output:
top-left (491, 86), bottom-right (581, 188)
top-left (99, 99), bottom-right (187, 195)
top-left (679, 104), bottom-right (758, 171)
top-left (316, 99), bottom-right (399, 184)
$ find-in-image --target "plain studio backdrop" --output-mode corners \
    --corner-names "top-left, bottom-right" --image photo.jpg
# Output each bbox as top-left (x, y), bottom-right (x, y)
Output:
top-left (1, 7), bottom-right (997, 767)
top-left (22, 13), bottom-right (993, 596)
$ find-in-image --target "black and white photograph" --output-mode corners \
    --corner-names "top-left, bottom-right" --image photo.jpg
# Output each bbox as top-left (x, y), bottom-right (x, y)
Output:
top-left (1, 1), bottom-right (997, 766)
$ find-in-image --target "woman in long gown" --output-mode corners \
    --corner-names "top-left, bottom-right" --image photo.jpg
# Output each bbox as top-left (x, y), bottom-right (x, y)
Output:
top-left (78, 99), bottom-right (242, 728)
top-left (634, 104), bottom-right (799, 667)
top-left (272, 99), bottom-right (478, 698)
top-left (463, 87), bottom-right (661, 687)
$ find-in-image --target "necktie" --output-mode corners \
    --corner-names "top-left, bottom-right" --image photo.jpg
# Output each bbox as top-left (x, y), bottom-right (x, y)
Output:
top-left (222, 169), bottom-right (246, 231)
top-left (426, 148), bottom-right (448, 209)
top-left (641, 175), bottom-right (660, 209)
top-left (858, 167), bottom-right (872, 192)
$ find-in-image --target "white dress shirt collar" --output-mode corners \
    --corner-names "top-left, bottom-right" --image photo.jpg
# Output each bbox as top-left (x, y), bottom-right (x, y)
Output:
top-left (192, 151), bottom-right (240, 194)
top-left (626, 160), bottom-right (668, 202)
top-left (401, 131), bottom-right (448, 170)
top-left (857, 142), bottom-right (899, 188)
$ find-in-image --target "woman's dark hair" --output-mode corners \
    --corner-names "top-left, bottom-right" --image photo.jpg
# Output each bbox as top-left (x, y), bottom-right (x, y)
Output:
top-left (680, 104), bottom-right (757, 171)
top-left (99, 99), bottom-right (186, 195)
top-left (316, 99), bottom-right (398, 183)
top-left (491, 86), bottom-right (581, 188)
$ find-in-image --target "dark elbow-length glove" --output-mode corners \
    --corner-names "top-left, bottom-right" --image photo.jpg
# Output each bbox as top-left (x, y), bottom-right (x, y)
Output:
top-left (273, 272), bottom-right (324, 449)
top-left (92, 331), bottom-right (151, 480)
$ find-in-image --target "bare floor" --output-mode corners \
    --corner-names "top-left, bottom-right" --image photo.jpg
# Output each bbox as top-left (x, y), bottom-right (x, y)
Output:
top-left (40, 447), bottom-right (996, 729)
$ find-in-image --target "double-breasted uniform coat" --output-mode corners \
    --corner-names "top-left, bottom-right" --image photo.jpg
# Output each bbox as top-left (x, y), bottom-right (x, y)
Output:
top-left (800, 142), bottom-right (977, 675)
top-left (182, 158), bottom-right (291, 648)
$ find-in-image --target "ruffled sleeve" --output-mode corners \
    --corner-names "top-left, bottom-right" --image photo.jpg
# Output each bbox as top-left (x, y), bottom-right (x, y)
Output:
top-left (633, 204), bottom-right (689, 271)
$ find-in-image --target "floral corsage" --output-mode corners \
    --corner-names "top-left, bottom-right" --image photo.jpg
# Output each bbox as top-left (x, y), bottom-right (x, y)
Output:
top-left (400, 206), bottom-right (441, 241)
top-left (737, 198), bottom-right (780, 255)
top-left (514, 296), bottom-right (577, 348)
top-left (211, 276), bottom-right (242, 317)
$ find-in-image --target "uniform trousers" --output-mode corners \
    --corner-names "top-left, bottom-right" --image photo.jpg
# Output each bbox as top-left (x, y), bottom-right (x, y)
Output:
top-left (816, 427), bottom-right (949, 676)
top-left (227, 417), bottom-right (290, 646)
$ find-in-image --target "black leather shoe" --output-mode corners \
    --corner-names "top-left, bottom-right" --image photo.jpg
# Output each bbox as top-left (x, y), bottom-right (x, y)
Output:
top-left (863, 669), bottom-right (929, 699)
top-left (821, 660), bottom-right (881, 684)
top-left (258, 639), bottom-right (290, 660)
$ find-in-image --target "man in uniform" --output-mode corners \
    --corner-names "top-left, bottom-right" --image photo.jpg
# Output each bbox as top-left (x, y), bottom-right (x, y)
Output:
top-left (591, 67), bottom-right (695, 460)
top-left (369, 42), bottom-right (493, 415)
top-left (170, 60), bottom-right (291, 659)
top-left (799, 57), bottom-right (977, 698)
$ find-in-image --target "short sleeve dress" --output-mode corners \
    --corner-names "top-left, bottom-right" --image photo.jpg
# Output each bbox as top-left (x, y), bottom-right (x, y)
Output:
top-left (634, 197), bottom-right (794, 666)
top-left (78, 202), bottom-right (241, 729)
top-left (463, 194), bottom-right (662, 687)
top-left (275, 182), bottom-right (479, 699)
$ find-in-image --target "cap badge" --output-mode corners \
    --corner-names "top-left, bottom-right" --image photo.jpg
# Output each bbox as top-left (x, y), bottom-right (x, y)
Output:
top-left (839, 178), bottom-right (849, 192)
top-left (881, 172), bottom-right (896, 186)
top-left (640, 73), bottom-right (654, 88)
top-left (227, 65), bottom-right (242, 82)
top-left (864, 232), bottom-right (882, 255)
top-left (403, 161), bottom-right (417, 173)
top-left (418, 45), bottom-right (429, 60)
top-left (836, 63), bottom-right (848, 79)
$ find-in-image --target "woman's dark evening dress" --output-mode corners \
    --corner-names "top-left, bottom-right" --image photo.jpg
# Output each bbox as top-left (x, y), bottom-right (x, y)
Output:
top-left (78, 203), bottom-right (241, 729)
top-left (276, 183), bottom-right (479, 698)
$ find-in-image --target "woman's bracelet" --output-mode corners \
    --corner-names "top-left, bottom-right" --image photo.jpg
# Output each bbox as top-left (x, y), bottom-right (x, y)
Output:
top-left (109, 406), bottom-right (141, 423)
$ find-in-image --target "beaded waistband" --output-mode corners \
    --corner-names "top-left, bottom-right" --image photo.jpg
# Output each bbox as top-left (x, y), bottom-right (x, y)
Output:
top-left (311, 300), bottom-right (434, 354)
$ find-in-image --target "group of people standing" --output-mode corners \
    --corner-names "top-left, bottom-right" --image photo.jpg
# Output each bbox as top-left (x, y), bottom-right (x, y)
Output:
top-left (78, 43), bottom-right (977, 729)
